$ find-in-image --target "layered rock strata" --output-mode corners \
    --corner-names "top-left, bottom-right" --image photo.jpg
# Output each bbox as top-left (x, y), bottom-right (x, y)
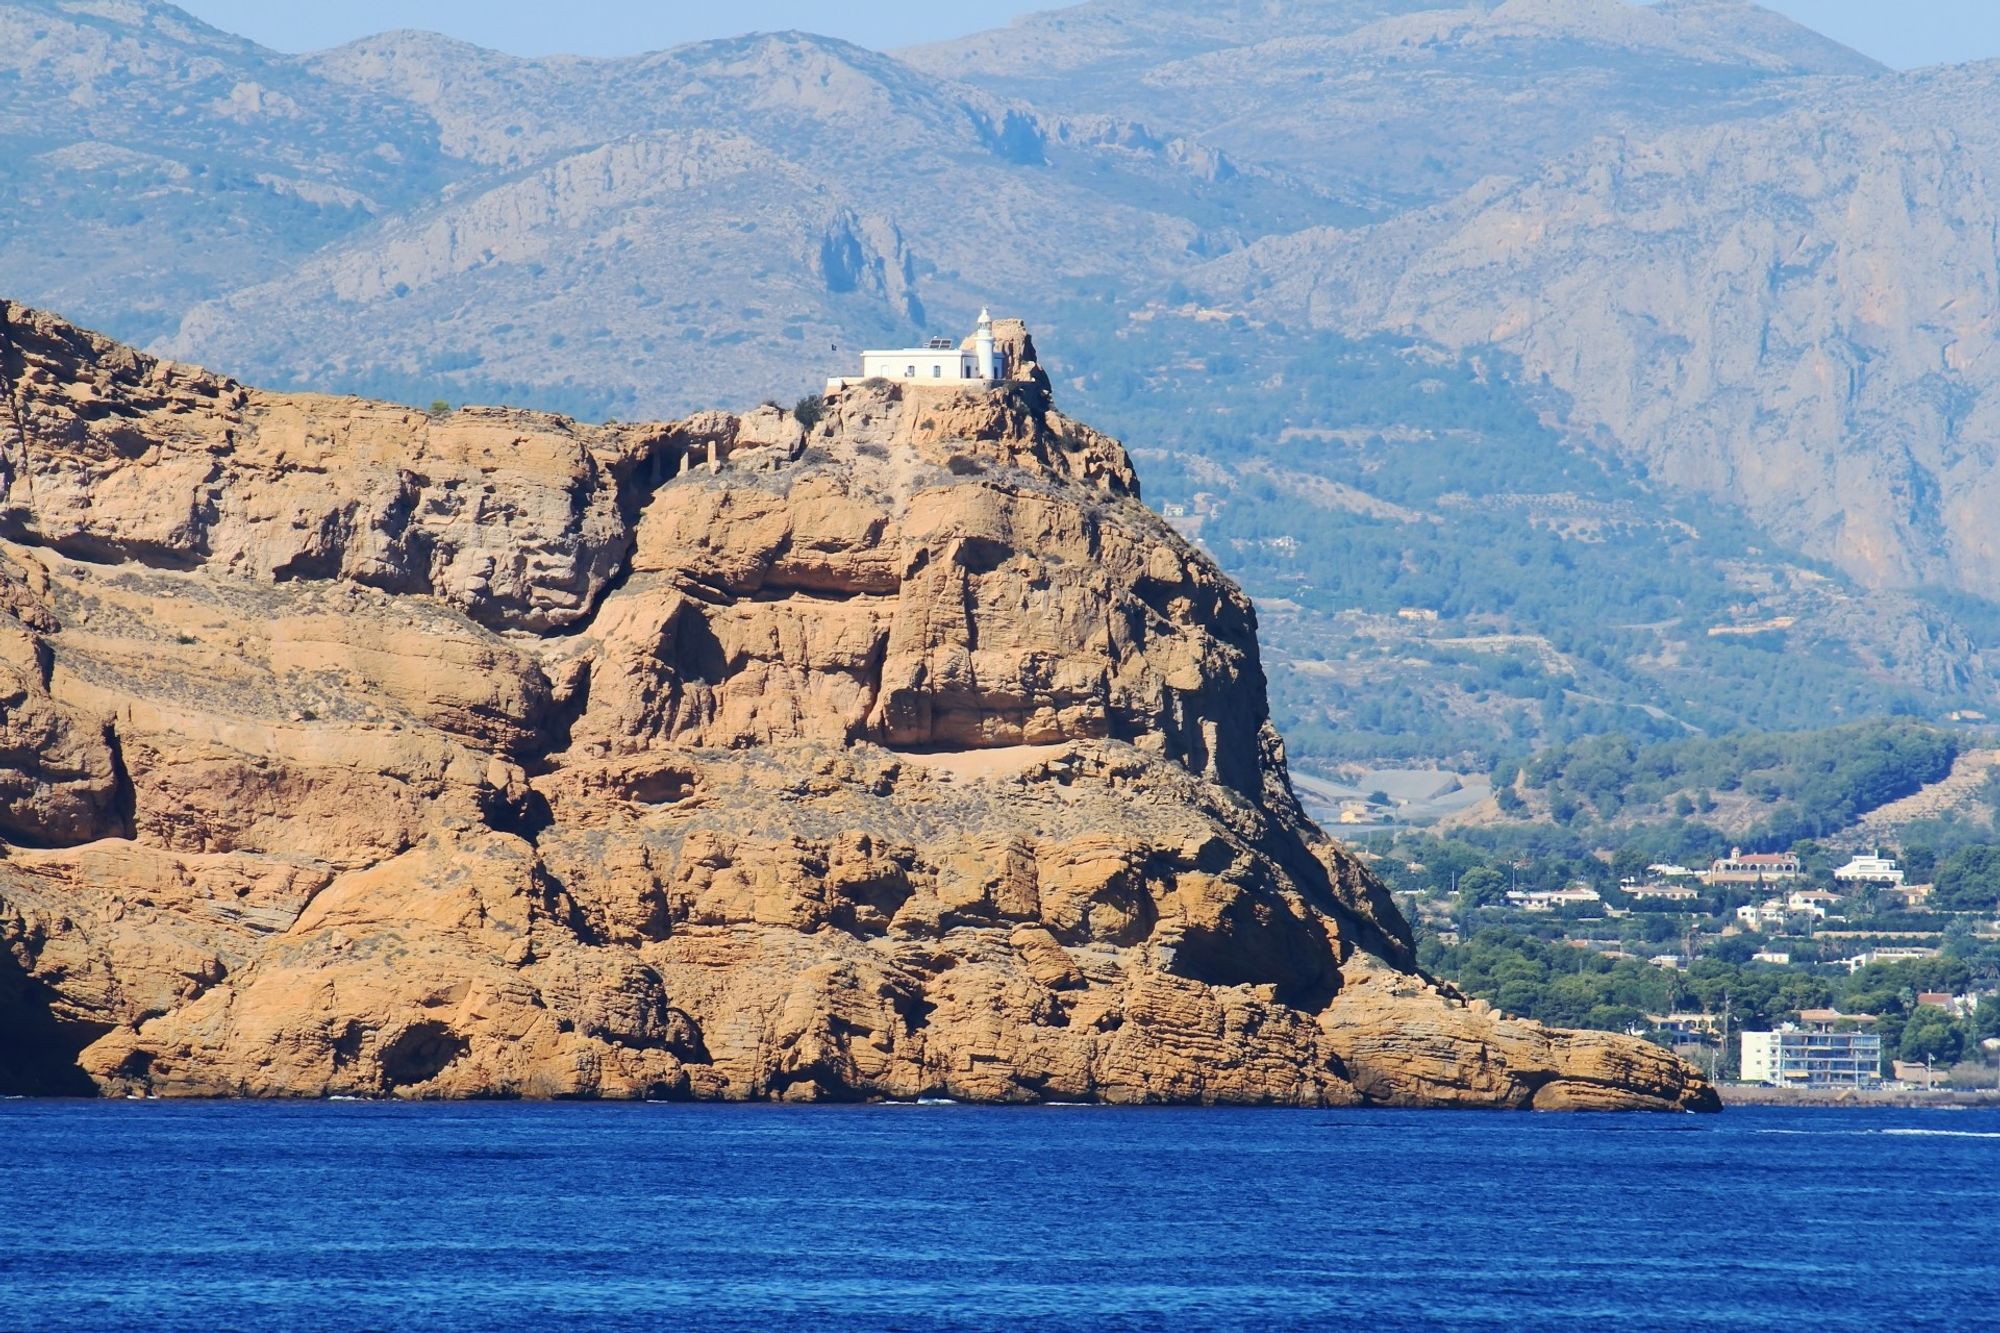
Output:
top-left (0, 301), bottom-right (1715, 1110)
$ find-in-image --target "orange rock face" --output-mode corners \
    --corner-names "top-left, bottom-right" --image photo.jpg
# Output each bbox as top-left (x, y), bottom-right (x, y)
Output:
top-left (0, 300), bottom-right (1715, 1109)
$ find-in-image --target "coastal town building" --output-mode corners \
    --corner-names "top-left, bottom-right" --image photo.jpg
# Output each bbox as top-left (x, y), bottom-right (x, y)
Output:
top-left (1841, 945), bottom-right (1942, 971)
top-left (828, 309), bottom-right (1006, 392)
top-left (1650, 1012), bottom-right (1721, 1040)
top-left (1892, 1060), bottom-right (1948, 1090)
top-left (1735, 900), bottom-right (1782, 931)
top-left (1623, 872), bottom-right (1700, 902)
top-left (1628, 884), bottom-right (1700, 902)
top-left (1787, 889), bottom-right (1843, 914)
top-left (1916, 991), bottom-right (1987, 1019)
top-left (1705, 848), bottom-right (1803, 886)
top-left (1736, 896), bottom-right (1819, 932)
top-left (1741, 1025), bottom-right (1883, 1088)
top-left (1834, 854), bottom-right (1906, 886)
top-left (1889, 882), bottom-right (1934, 909)
top-left (1505, 885), bottom-right (1602, 913)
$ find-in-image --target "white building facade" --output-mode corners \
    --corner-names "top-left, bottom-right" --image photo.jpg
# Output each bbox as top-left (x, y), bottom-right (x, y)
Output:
top-left (1741, 1027), bottom-right (1882, 1088)
top-left (1505, 886), bottom-right (1602, 913)
top-left (1834, 854), bottom-right (1905, 886)
top-left (859, 344), bottom-right (981, 382)
top-left (832, 309), bottom-right (1005, 391)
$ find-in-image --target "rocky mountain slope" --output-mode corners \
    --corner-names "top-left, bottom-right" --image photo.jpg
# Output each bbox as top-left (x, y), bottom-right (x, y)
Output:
top-left (1189, 69), bottom-right (2000, 600)
top-left (0, 0), bottom-right (459, 342)
top-left (0, 300), bottom-right (1712, 1108)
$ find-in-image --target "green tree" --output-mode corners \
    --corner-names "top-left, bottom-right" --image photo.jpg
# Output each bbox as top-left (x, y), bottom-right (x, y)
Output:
top-left (1934, 846), bottom-right (2000, 912)
top-left (1455, 866), bottom-right (1508, 914)
top-left (1900, 1008), bottom-right (1965, 1065)
top-left (1901, 845), bottom-right (1939, 883)
top-left (1975, 997), bottom-right (2000, 1043)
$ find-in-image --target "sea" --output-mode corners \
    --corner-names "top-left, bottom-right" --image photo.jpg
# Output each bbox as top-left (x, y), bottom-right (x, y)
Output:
top-left (3, 1100), bottom-right (1995, 1330)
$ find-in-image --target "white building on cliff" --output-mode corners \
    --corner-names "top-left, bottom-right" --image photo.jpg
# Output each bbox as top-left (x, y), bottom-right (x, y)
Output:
top-left (828, 309), bottom-right (1006, 392)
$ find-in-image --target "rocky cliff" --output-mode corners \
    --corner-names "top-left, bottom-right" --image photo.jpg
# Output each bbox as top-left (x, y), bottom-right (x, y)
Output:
top-left (0, 301), bottom-right (1714, 1109)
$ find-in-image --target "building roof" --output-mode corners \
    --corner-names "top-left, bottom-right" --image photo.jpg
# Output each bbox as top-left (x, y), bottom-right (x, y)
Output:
top-left (1798, 1008), bottom-right (1877, 1025)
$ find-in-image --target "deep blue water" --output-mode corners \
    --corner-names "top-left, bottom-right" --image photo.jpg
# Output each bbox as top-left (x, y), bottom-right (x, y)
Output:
top-left (3, 1101), bottom-right (1996, 1330)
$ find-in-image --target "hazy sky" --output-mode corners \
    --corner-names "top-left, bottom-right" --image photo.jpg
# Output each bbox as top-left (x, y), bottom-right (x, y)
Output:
top-left (175, 0), bottom-right (2000, 69)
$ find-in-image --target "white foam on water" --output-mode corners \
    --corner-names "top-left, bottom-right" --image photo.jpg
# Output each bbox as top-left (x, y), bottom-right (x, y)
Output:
top-left (1752, 1127), bottom-right (2000, 1140)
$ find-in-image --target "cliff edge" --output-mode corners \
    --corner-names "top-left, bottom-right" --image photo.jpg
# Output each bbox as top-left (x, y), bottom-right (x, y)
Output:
top-left (0, 301), bottom-right (1714, 1109)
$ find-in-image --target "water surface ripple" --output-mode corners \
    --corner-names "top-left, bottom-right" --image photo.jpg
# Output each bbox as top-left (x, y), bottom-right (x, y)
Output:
top-left (4, 1101), bottom-right (1994, 1329)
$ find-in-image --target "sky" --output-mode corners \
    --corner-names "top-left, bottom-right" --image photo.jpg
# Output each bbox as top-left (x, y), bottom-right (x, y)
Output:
top-left (173, 0), bottom-right (2000, 68)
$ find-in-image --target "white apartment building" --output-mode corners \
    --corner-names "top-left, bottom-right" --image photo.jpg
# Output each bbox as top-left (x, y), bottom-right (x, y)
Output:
top-left (1741, 1026), bottom-right (1883, 1088)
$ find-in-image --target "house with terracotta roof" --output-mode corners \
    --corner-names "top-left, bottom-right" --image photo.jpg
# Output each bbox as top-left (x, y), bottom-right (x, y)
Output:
top-left (1705, 848), bottom-right (1804, 886)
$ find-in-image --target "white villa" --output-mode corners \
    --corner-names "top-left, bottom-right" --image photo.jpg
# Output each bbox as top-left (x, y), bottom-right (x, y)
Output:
top-left (828, 308), bottom-right (1006, 392)
top-left (1833, 854), bottom-right (1906, 886)
top-left (1505, 885), bottom-right (1603, 913)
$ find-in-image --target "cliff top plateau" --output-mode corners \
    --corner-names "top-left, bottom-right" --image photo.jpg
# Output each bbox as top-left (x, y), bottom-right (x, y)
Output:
top-left (0, 299), bottom-right (1714, 1109)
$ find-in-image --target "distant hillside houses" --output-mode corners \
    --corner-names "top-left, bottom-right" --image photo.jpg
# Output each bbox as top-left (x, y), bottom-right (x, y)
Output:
top-left (1735, 888), bottom-right (1843, 933)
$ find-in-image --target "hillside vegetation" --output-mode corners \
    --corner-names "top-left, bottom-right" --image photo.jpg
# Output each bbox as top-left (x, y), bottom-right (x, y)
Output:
top-left (1500, 722), bottom-right (1967, 847)
top-left (1054, 310), bottom-right (1994, 768)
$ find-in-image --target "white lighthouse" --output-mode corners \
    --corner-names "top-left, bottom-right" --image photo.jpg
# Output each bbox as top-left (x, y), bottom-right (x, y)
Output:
top-left (975, 307), bottom-right (997, 382)
top-left (829, 312), bottom-right (1011, 393)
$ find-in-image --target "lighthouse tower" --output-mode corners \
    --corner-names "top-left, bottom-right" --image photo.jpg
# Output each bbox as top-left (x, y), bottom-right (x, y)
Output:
top-left (975, 307), bottom-right (997, 382)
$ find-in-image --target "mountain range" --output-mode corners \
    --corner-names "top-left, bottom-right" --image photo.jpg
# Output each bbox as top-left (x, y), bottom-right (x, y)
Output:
top-left (5, 0), bottom-right (1998, 779)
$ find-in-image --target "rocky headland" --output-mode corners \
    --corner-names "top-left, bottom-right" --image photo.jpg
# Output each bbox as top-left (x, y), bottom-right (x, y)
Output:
top-left (0, 300), bottom-right (1714, 1110)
